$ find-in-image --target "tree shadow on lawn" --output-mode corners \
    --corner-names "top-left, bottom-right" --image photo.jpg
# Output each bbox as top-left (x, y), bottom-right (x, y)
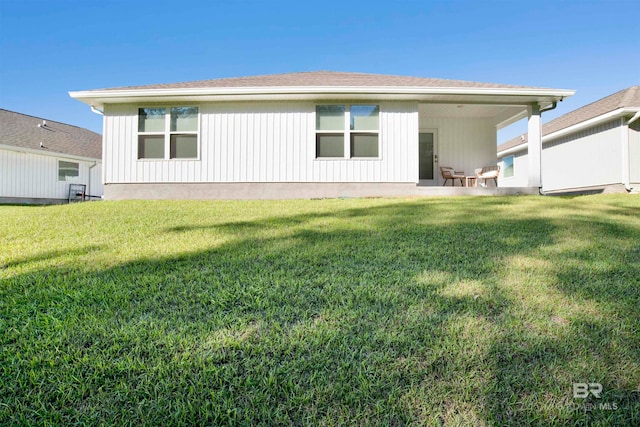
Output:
top-left (2, 201), bottom-right (638, 425)
top-left (0, 245), bottom-right (103, 269)
top-left (484, 216), bottom-right (640, 426)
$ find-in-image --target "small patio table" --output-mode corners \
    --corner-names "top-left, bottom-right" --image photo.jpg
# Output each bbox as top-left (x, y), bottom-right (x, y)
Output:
top-left (466, 176), bottom-right (477, 187)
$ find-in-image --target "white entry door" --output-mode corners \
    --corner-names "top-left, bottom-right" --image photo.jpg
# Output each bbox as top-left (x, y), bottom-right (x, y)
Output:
top-left (419, 131), bottom-right (438, 185)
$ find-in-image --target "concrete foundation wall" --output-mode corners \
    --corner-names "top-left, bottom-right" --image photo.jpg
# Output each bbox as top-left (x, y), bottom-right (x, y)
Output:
top-left (0, 196), bottom-right (67, 205)
top-left (104, 182), bottom-right (539, 200)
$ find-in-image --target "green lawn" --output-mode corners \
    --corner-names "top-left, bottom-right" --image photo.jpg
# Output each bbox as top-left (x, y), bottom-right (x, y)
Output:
top-left (1, 195), bottom-right (639, 426)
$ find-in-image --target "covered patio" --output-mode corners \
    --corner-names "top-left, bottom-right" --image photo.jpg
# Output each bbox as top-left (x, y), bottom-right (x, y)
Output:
top-left (416, 94), bottom-right (564, 191)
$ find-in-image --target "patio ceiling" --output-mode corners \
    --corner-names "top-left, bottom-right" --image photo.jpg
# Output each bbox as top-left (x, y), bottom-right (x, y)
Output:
top-left (419, 103), bottom-right (528, 129)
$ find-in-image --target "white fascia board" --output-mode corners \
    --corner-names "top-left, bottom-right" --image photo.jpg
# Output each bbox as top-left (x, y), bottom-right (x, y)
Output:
top-left (0, 144), bottom-right (101, 163)
top-left (497, 107), bottom-right (640, 157)
top-left (70, 86), bottom-right (575, 107)
top-left (497, 144), bottom-right (528, 157)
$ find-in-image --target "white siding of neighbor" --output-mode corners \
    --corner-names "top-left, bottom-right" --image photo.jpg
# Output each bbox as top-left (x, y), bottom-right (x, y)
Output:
top-left (89, 163), bottom-right (104, 197)
top-left (104, 101), bottom-right (420, 183)
top-left (630, 120), bottom-right (640, 184)
top-left (419, 116), bottom-right (497, 179)
top-left (500, 119), bottom-right (625, 191)
top-left (0, 148), bottom-right (102, 199)
top-left (541, 119), bottom-right (622, 191)
top-left (499, 151), bottom-right (529, 187)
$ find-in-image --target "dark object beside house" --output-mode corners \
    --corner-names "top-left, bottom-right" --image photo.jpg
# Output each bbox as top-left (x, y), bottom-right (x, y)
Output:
top-left (68, 184), bottom-right (86, 203)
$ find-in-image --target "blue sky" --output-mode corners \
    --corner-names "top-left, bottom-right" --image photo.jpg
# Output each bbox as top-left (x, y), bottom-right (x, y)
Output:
top-left (1, 0), bottom-right (638, 143)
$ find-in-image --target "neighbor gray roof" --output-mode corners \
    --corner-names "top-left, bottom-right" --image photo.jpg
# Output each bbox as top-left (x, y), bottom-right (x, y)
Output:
top-left (0, 109), bottom-right (102, 160)
top-left (498, 86), bottom-right (640, 153)
top-left (98, 70), bottom-right (542, 91)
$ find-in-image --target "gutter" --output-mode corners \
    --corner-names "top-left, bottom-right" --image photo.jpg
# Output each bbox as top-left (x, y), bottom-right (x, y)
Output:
top-left (69, 86), bottom-right (576, 109)
top-left (539, 101), bottom-right (557, 114)
top-left (70, 86), bottom-right (576, 99)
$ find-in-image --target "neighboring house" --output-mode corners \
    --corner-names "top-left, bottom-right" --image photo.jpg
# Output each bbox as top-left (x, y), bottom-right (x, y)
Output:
top-left (0, 109), bottom-right (103, 203)
top-left (498, 86), bottom-right (640, 194)
top-left (69, 71), bottom-right (573, 200)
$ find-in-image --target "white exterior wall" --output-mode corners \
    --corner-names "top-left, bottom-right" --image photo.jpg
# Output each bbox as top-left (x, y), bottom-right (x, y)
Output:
top-left (103, 101), bottom-right (419, 184)
top-left (499, 119), bottom-right (624, 192)
top-left (630, 120), bottom-right (640, 184)
top-left (419, 116), bottom-right (497, 178)
top-left (542, 120), bottom-right (621, 192)
top-left (0, 148), bottom-right (102, 199)
top-left (498, 152), bottom-right (529, 187)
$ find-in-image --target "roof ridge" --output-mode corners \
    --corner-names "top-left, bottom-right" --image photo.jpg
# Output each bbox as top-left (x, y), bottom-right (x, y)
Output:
top-left (618, 86), bottom-right (639, 108)
top-left (86, 70), bottom-right (541, 92)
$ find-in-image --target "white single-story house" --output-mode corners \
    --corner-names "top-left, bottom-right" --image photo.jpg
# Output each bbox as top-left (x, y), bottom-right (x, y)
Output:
top-left (0, 109), bottom-right (103, 204)
top-left (69, 71), bottom-right (574, 200)
top-left (498, 86), bottom-right (640, 194)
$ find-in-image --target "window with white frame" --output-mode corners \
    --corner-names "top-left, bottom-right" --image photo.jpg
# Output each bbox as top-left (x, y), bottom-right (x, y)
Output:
top-left (58, 160), bottom-right (79, 181)
top-left (316, 104), bottom-right (379, 158)
top-left (503, 155), bottom-right (514, 178)
top-left (138, 107), bottom-right (199, 159)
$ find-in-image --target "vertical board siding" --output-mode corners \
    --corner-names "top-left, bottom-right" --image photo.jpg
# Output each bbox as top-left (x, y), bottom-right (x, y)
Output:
top-left (89, 164), bottom-right (103, 197)
top-left (0, 148), bottom-right (100, 199)
top-left (104, 101), bottom-right (419, 184)
top-left (541, 120), bottom-right (621, 191)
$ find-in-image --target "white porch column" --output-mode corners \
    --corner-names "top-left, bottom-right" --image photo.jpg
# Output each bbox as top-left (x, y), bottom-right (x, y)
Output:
top-left (527, 104), bottom-right (542, 188)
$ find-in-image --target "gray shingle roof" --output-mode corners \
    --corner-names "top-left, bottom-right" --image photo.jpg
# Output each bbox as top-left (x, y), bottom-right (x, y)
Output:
top-left (498, 86), bottom-right (640, 153)
top-left (0, 109), bottom-right (102, 160)
top-left (97, 70), bottom-right (542, 91)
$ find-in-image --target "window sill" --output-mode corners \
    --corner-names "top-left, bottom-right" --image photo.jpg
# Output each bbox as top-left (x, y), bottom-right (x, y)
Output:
top-left (137, 158), bottom-right (201, 162)
top-left (314, 157), bottom-right (382, 161)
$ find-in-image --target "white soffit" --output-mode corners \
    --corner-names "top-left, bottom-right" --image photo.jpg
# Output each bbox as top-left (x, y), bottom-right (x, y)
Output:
top-left (420, 103), bottom-right (528, 128)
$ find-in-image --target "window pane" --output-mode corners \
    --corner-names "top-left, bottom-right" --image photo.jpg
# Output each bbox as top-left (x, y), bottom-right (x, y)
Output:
top-left (350, 105), bottom-right (379, 130)
top-left (351, 134), bottom-right (378, 158)
top-left (504, 155), bottom-right (514, 177)
top-left (316, 105), bottom-right (345, 130)
top-left (171, 107), bottom-right (198, 132)
top-left (138, 135), bottom-right (165, 159)
top-left (58, 161), bottom-right (79, 181)
top-left (138, 108), bottom-right (165, 132)
top-left (316, 134), bottom-right (344, 157)
top-left (170, 134), bottom-right (198, 159)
